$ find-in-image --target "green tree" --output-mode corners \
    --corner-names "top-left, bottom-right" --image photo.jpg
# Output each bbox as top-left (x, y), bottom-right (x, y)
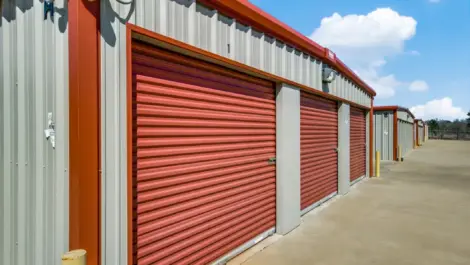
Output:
top-left (467, 111), bottom-right (470, 127)
top-left (428, 119), bottom-right (439, 131)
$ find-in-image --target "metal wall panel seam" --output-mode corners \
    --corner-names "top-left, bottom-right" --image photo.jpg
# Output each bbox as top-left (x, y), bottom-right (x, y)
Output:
top-left (210, 6), bottom-right (217, 53)
top-left (269, 35), bottom-right (275, 74)
top-left (1, 4), bottom-right (14, 263)
top-left (245, 26), bottom-right (251, 66)
top-left (45, 6), bottom-right (54, 263)
top-left (187, 0), bottom-right (196, 46)
top-left (158, 0), bottom-right (168, 35)
top-left (258, 32), bottom-right (264, 70)
top-left (11, 15), bottom-right (19, 256)
top-left (229, 16), bottom-right (236, 60)
top-left (16, 4), bottom-right (27, 264)
top-left (54, 0), bottom-right (70, 261)
top-left (101, 0), bottom-right (131, 264)
top-left (0, 10), bottom-right (4, 264)
top-left (33, 0), bottom-right (46, 262)
top-left (135, 0), bottom-right (144, 28)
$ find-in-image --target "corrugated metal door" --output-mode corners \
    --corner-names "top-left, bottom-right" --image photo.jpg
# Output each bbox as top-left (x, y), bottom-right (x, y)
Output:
top-left (350, 107), bottom-right (366, 182)
top-left (131, 42), bottom-right (276, 265)
top-left (300, 92), bottom-right (338, 211)
top-left (374, 112), bottom-right (394, 161)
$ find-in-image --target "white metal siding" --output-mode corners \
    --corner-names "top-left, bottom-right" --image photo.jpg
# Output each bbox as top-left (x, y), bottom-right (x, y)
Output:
top-left (134, 0), bottom-right (371, 107)
top-left (251, 29), bottom-right (263, 69)
top-left (398, 120), bottom-right (413, 157)
top-left (263, 35), bottom-right (275, 73)
top-left (397, 110), bottom-right (414, 123)
top-left (235, 22), bottom-right (249, 64)
top-left (100, 1), bottom-right (373, 264)
top-left (1, 1), bottom-right (69, 265)
top-left (374, 111), bottom-right (394, 161)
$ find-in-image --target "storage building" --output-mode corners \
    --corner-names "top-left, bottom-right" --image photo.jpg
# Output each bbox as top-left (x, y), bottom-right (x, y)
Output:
top-left (415, 119), bottom-right (425, 146)
top-left (424, 123), bottom-right (429, 142)
top-left (373, 106), bottom-right (415, 164)
top-left (1, 1), bottom-right (376, 265)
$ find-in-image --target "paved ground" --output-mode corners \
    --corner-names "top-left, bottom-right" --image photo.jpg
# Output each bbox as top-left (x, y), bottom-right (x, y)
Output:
top-left (234, 140), bottom-right (470, 265)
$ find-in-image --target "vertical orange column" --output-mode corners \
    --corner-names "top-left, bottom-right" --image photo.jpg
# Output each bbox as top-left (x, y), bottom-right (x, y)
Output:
top-left (369, 99), bottom-right (374, 177)
top-left (69, 0), bottom-right (101, 264)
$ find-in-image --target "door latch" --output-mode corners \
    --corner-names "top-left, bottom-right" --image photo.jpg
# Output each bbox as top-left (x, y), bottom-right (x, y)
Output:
top-left (268, 157), bottom-right (276, 165)
top-left (334, 147), bottom-right (340, 153)
top-left (44, 112), bottom-right (56, 149)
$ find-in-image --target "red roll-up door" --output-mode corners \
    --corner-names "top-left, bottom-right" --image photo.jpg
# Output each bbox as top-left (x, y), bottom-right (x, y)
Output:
top-left (131, 41), bottom-right (276, 265)
top-left (300, 92), bottom-right (338, 211)
top-left (350, 106), bottom-right (366, 182)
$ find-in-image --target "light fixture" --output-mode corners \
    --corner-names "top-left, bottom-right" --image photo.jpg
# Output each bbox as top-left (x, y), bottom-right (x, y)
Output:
top-left (322, 66), bottom-right (337, 83)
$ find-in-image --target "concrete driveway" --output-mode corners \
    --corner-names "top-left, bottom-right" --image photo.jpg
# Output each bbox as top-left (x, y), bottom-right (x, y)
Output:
top-left (231, 140), bottom-right (470, 265)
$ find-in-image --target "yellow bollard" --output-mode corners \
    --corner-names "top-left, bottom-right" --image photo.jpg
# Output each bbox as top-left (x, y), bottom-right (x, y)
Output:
top-left (62, 249), bottom-right (87, 265)
top-left (375, 151), bottom-right (380, 177)
top-left (398, 145), bottom-right (402, 162)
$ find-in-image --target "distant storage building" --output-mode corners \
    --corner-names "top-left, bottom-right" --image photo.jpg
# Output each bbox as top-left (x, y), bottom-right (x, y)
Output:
top-left (373, 106), bottom-right (416, 164)
top-left (1, 1), bottom-right (376, 265)
top-left (415, 119), bottom-right (426, 146)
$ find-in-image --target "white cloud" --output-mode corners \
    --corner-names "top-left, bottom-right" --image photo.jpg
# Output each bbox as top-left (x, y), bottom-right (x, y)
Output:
top-left (310, 8), bottom-right (418, 99)
top-left (409, 80), bottom-right (429, 92)
top-left (409, 50), bottom-right (420, 56)
top-left (410, 97), bottom-right (467, 120)
top-left (429, 0), bottom-right (441, 3)
top-left (357, 61), bottom-right (402, 98)
top-left (311, 8), bottom-right (416, 49)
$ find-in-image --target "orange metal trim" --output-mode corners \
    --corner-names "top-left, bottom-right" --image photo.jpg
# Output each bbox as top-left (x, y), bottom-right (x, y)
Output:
top-left (68, 0), bottom-right (100, 264)
top-left (374, 105), bottom-right (415, 119)
top-left (198, 0), bottom-right (376, 97)
top-left (126, 25), bottom-right (134, 265)
top-left (369, 98), bottom-right (374, 177)
top-left (127, 24), bottom-right (371, 110)
top-left (374, 106), bottom-right (398, 111)
top-left (393, 110), bottom-right (398, 161)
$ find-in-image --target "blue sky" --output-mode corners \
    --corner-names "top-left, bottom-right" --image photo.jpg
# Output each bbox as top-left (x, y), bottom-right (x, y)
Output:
top-left (250, 0), bottom-right (470, 120)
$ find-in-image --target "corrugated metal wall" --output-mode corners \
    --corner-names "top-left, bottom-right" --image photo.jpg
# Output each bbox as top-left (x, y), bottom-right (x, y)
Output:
top-left (419, 126), bottom-right (424, 144)
top-left (327, 72), bottom-right (370, 107)
top-left (1, 1), bottom-right (69, 265)
top-left (397, 110), bottom-right (413, 123)
top-left (100, 1), bottom-right (373, 264)
top-left (124, 0), bottom-right (371, 107)
top-left (398, 120), bottom-right (413, 157)
top-left (425, 125), bottom-right (428, 141)
top-left (373, 111), bottom-right (394, 161)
